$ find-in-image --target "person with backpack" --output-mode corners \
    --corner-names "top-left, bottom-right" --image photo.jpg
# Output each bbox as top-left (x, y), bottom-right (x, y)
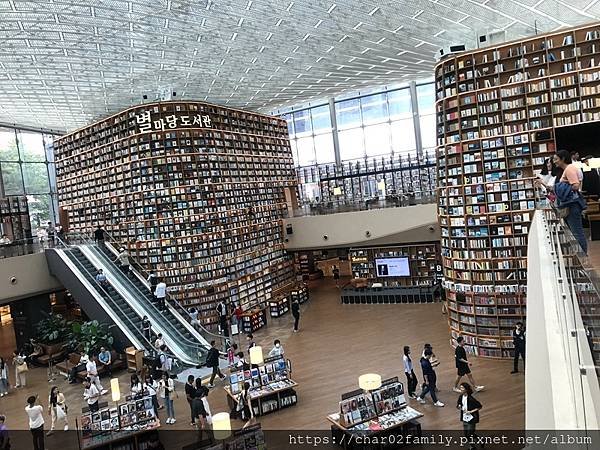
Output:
top-left (206, 341), bottom-right (225, 388)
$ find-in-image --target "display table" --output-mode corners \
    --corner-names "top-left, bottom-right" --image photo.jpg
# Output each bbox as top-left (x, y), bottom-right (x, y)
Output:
top-left (224, 379), bottom-right (298, 417)
top-left (326, 407), bottom-right (423, 449)
top-left (341, 285), bottom-right (438, 304)
top-left (240, 307), bottom-right (267, 333)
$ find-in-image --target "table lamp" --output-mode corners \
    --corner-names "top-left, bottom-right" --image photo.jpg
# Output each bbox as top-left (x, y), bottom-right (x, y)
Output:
top-left (110, 378), bottom-right (121, 402)
top-left (358, 373), bottom-right (382, 391)
top-left (212, 412), bottom-right (232, 440)
top-left (249, 346), bottom-right (264, 365)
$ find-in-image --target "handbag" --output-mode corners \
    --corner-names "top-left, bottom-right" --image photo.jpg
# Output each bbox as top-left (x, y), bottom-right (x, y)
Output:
top-left (56, 405), bottom-right (67, 421)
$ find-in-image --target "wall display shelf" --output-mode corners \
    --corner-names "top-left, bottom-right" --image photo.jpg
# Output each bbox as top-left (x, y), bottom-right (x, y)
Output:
top-left (53, 101), bottom-right (296, 328)
top-left (434, 23), bottom-right (600, 357)
top-left (349, 243), bottom-right (442, 287)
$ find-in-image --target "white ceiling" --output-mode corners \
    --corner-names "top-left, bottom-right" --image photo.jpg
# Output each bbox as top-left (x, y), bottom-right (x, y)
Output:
top-left (1, 0), bottom-right (599, 131)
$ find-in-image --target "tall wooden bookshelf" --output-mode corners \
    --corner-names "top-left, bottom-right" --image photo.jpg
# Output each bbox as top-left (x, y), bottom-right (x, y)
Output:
top-left (436, 22), bottom-right (600, 358)
top-left (54, 101), bottom-right (297, 328)
top-left (349, 243), bottom-right (441, 287)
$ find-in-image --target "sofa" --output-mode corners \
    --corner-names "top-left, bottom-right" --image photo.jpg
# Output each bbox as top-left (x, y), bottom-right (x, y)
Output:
top-left (33, 343), bottom-right (67, 367)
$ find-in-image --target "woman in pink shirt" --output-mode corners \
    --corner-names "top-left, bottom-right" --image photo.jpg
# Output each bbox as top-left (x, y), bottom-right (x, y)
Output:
top-left (554, 149), bottom-right (587, 254)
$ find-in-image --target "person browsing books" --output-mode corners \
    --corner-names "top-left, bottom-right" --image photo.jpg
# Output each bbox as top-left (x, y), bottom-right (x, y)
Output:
top-left (83, 378), bottom-right (100, 413)
top-left (456, 383), bottom-right (483, 450)
top-left (511, 322), bottom-right (526, 374)
top-left (268, 340), bottom-right (284, 358)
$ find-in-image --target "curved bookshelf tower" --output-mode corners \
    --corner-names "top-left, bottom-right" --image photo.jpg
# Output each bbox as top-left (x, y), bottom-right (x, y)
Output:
top-left (54, 101), bottom-right (297, 328)
top-left (436, 22), bottom-right (600, 358)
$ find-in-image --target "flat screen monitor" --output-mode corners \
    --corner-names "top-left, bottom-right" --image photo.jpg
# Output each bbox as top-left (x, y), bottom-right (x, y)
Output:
top-left (375, 257), bottom-right (410, 277)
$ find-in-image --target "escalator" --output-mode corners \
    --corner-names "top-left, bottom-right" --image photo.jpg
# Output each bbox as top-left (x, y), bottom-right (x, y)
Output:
top-left (45, 246), bottom-right (153, 355)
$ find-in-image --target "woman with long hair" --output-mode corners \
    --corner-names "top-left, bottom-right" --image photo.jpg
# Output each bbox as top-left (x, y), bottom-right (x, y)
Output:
top-left (456, 382), bottom-right (482, 450)
top-left (47, 386), bottom-right (68, 435)
top-left (0, 357), bottom-right (8, 397)
top-left (192, 378), bottom-right (208, 429)
top-left (239, 381), bottom-right (254, 428)
top-left (402, 346), bottom-right (418, 399)
top-left (130, 374), bottom-right (143, 396)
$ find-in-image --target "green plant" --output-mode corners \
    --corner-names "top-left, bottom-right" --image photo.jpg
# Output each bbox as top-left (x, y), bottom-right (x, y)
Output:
top-left (70, 320), bottom-right (114, 355)
top-left (35, 313), bottom-right (73, 344)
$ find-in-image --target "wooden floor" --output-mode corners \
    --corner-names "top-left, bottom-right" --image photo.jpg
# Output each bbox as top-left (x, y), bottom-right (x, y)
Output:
top-left (0, 278), bottom-right (524, 434)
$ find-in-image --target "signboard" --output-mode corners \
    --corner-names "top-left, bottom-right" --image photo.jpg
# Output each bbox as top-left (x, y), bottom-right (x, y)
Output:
top-left (134, 110), bottom-right (213, 132)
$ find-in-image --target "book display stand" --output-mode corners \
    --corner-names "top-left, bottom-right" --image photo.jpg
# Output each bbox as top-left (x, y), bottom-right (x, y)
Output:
top-left (326, 377), bottom-right (423, 449)
top-left (77, 394), bottom-right (159, 450)
top-left (54, 101), bottom-right (297, 328)
top-left (224, 355), bottom-right (298, 417)
top-left (435, 22), bottom-right (600, 358)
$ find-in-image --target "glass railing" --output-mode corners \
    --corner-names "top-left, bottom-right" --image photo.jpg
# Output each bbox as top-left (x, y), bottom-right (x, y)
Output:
top-left (0, 237), bottom-right (46, 258)
top-left (527, 208), bottom-right (600, 431)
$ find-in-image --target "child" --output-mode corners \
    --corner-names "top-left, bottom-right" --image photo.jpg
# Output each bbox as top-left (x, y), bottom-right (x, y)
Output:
top-left (227, 343), bottom-right (238, 367)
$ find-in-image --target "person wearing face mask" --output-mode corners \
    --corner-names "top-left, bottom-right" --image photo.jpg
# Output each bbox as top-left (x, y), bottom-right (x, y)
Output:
top-left (268, 340), bottom-right (284, 358)
top-left (511, 322), bottom-right (526, 374)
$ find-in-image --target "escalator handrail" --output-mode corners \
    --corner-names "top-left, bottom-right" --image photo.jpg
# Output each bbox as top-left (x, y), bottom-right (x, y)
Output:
top-left (98, 230), bottom-right (230, 346)
top-left (64, 232), bottom-right (217, 358)
top-left (52, 238), bottom-right (185, 366)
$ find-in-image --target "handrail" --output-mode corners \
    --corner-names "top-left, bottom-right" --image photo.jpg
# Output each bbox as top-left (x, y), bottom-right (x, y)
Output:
top-left (99, 230), bottom-right (229, 347)
top-left (51, 236), bottom-right (183, 370)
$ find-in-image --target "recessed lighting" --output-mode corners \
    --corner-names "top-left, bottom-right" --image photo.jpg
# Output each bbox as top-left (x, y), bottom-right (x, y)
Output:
top-left (286, 1), bottom-right (294, 12)
top-left (368, 7), bottom-right (379, 16)
top-left (259, 45), bottom-right (265, 52)
top-left (231, 32), bottom-right (238, 40)
top-left (326, 46), bottom-right (335, 52)
top-left (353, 22), bottom-right (363, 30)
top-left (246, 0), bottom-right (253, 10)
top-left (302, 33), bottom-right (310, 41)
top-left (275, 18), bottom-right (283, 26)
top-left (339, 35), bottom-right (348, 42)
top-left (327, 4), bottom-right (337, 13)
top-left (266, 32), bottom-right (273, 40)
top-left (237, 18), bottom-right (244, 26)
top-left (314, 19), bottom-right (323, 28)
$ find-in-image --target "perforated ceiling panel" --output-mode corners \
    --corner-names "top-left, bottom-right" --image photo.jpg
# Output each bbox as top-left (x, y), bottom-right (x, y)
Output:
top-left (1, 0), bottom-right (599, 130)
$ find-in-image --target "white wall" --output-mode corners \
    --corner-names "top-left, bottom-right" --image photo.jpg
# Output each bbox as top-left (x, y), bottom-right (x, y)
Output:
top-left (283, 204), bottom-right (439, 250)
top-left (0, 253), bottom-right (63, 304)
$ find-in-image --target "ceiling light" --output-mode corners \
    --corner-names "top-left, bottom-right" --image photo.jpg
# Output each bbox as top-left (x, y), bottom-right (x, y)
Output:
top-left (286, 1), bottom-right (294, 12)
top-left (259, 46), bottom-right (265, 52)
top-left (201, 18), bottom-right (206, 27)
top-left (231, 32), bottom-right (238, 40)
top-left (327, 4), bottom-right (337, 13)
top-left (237, 18), bottom-right (244, 26)
top-left (353, 22), bottom-right (363, 30)
top-left (266, 32), bottom-right (273, 40)
top-left (246, 0), bottom-right (253, 10)
top-left (339, 35), bottom-right (348, 42)
top-left (302, 34), bottom-right (310, 41)
top-left (326, 46), bottom-right (334, 52)
top-left (376, 37), bottom-right (386, 44)
top-left (275, 18), bottom-right (283, 26)
top-left (368, 7), bottom-right (379, 16)
top-left (314, 19), bottom-right (323, 28)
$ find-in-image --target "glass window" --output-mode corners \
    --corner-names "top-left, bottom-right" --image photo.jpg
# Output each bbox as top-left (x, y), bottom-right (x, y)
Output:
top-left (419, 114), bottom-right (437, 149)
top-left (27, 194), bottom-right (52, 228)
top-left (361, 93), bottom-right (389, 125)
top-left (282, 114), bottom-right (295, 137)
top-left (17, 131), bottom-right (46, 162)
top-left (293, 110), bottom-right (312, 137)
top-left (314, 133), bottom-right (335, 164)
top-left (296, 136), bottom-right (316, 167)
top-left (0, 128), bottom-right (19, 161)
top-left (1, 162), bottom-right (24, 195)
top-left (391, 119), bottom-right (416, 153)
top-left (339, 128), bottom-right (365, 160)
top-left (388, 89), bottom-right (412, 120)
top-left (336, 98), bottom-right (361, 130)
top-left (311, 105), bottom-right (331, 133)
top-left (364, 123), bottom-right (392, 157)
top-left (22, 163), bottom-right (50, 194)
top-left (417, 83), bottom-right (435, 115)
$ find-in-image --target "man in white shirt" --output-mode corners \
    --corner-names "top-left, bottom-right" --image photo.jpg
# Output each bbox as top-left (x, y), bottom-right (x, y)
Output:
top-left (154, 333), bottom-right (165, 350)
top-left (83, 378), bottom-right (100, 412)
top-left (155, 280), bottom-right (167, 310)
top-left (86, 354), bottom-right (107, 395)
top-left (25, 395), bottom-right (45, 450)
top-left (189, 307), bottom-right (200, 329)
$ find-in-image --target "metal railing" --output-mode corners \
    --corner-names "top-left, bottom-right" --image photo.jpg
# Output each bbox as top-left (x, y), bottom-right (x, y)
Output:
top-left (292, 193), bottom-right (436, 217)
top-left (52, 236), bottom-right (185, 372)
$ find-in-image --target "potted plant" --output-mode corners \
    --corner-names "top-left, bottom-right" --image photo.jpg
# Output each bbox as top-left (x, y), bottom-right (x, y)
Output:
top-left (70, 320), bottom-right (114, 355)
top-left (35, 313), bottom-right (73, 356)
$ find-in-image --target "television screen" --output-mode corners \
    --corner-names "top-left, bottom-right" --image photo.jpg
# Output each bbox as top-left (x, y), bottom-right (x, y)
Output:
top-left (375, 257), bottom-right (410, 277)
